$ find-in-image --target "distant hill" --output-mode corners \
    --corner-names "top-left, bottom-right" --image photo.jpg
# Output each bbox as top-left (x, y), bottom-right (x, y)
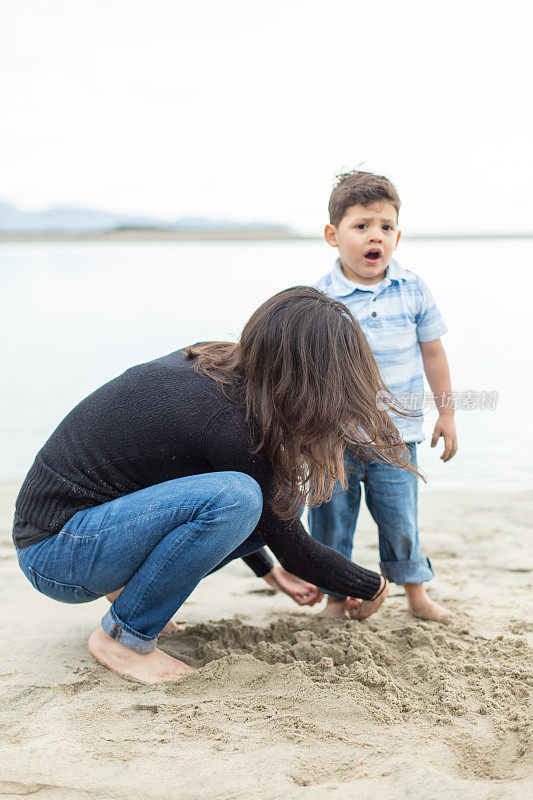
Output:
top-left (0, 200), bottom-right (293, 235)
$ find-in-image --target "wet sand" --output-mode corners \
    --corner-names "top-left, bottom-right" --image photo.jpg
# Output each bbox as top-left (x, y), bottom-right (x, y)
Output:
top-left (0, 482), bottom-right (531, 800)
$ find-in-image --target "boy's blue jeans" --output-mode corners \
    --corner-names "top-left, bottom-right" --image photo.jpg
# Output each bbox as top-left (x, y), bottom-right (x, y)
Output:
top-left (308, 443), bottom-right (433, 598)
top-left (16, 472), bottom-right (265, 654)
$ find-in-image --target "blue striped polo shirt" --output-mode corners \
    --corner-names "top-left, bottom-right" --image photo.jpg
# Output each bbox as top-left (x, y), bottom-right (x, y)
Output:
top-left (313, 258), bottom-right (447, 443)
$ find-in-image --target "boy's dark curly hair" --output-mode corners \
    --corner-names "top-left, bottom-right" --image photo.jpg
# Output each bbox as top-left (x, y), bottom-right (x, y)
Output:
top-left (329, 170), bottom-right (401, 226)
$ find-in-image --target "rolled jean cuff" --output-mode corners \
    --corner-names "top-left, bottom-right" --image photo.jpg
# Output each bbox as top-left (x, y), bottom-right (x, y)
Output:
top-left (321, 589), bottom-right (348, 601)
top-left (101, 608), bottom-right (157, 654)
top-left (380, 556), bottom-right (434, 585)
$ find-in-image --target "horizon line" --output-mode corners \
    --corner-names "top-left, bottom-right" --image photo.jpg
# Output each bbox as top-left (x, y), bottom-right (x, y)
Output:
top-left (0, 228), bottom-right (532, 242)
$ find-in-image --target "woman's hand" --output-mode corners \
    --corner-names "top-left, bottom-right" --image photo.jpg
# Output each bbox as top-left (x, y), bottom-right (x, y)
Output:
top-left (345, 576), bottom-right (389, 620)
top-left (263, 565), bottom-right (323, 606)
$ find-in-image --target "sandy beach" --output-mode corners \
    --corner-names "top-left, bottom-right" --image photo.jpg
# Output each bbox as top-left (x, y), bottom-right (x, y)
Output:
top-left (0, 481), bottom-right (531, 800)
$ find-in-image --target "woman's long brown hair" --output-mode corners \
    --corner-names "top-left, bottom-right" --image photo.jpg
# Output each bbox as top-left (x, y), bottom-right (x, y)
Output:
top-left (186, 286), bottom-right (423, 519)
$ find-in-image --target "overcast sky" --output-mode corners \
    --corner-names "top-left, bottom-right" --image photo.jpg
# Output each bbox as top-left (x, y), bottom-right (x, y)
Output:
top-left (1, 0), bottom-right (531, 234)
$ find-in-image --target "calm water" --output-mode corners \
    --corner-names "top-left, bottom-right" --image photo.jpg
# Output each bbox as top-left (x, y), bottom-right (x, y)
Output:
top-left (1, 238), bottom-right (532, 491)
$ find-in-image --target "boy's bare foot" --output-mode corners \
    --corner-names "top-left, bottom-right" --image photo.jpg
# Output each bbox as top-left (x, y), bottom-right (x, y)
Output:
top-left (409, 597), bottom-right (449, 621)
top-left (320, 597), bottom-right (350, 617)
top-left (404, 583), bottom-right (450, 622)
top-left (159, 619), bottom-right (190, 632)
top-left (319, 596), bottom-right (364, 618)
top-left (106, 589), bottom-right (183, 634)
top-left (88, 626), bottom-right (195, 684)
top-left (348, 576), bottom-right (389, 621)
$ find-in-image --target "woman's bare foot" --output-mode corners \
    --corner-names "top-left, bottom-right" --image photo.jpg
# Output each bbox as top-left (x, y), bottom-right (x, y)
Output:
top-left (404, 583), bottom-right (449, 621)
top-left (105, 589), bottom-right (123, 603)
top-left (88, 626), bottom-right (195, 684)
top-left (347, 576), bottom-right (389, 621)
top-left (263, 566), bottom-right (323, 606)
top-left (106, 589), bottom-right (183, 634)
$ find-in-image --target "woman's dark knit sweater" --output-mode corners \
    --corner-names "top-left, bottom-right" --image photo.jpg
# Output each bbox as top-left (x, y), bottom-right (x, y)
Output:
top-left (13, 348), bottom-right (381, 600)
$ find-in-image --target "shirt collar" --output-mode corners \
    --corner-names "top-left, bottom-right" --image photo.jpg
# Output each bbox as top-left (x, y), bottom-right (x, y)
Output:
top-left (330, 257), bottom-right (409, 296)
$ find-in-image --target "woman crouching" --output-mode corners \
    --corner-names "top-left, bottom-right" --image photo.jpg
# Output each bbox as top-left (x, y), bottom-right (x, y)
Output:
top-left (13, 287), bottom-right (417, 684)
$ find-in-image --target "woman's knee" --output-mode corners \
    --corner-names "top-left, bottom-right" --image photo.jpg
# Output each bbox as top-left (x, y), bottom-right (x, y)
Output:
top-left (214, 471), bottom-right (263, 525)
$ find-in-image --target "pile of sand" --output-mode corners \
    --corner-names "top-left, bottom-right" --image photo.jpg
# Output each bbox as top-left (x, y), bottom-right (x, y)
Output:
top-left (167, 614), bottom-right (531, 739)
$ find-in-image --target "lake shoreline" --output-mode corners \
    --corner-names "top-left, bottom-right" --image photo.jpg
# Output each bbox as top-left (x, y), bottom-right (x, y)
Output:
top-left (2, 230), bottom-right (533, 243)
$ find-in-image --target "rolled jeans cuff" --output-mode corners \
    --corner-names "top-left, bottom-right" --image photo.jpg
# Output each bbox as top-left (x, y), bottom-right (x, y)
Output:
top-left (319, 583), bottom-right (383, 603)
top-left (101, 607), bottom-right (158, 654)
top-left (380, 556), bottom-right (434, 585)
top-left (321, 588), bottom-right (348, 601)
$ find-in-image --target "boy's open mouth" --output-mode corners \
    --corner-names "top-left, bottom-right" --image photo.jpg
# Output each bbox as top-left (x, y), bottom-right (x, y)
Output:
top-left (364, 250), bottom-right (381, 263)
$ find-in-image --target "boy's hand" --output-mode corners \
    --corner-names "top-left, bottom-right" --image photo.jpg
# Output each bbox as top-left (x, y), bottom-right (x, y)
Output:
top-left (420, 339), bottom-right (457, 462)
top-left (431, 415), bottom-right (458, 462)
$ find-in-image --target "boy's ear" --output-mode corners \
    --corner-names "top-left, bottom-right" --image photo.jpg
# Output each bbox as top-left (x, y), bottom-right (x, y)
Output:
top-left (324, 224), bottom-right (338, 248)
top-left (395, 230), bottom-right (402, 249)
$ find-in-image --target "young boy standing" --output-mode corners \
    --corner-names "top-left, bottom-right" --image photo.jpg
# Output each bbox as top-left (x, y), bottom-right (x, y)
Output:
top-left (310, 170), bottom-right (458, 621)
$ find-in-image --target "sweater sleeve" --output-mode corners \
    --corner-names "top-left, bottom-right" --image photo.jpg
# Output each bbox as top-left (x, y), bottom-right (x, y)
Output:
top-left (242, 548), bottom-right (274, 577)
top-left (200, 406), bottom-right (381, 600)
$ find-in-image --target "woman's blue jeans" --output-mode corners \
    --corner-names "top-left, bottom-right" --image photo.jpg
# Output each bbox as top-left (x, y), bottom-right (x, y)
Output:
top-left (16, 472), bottom-right (264, 653)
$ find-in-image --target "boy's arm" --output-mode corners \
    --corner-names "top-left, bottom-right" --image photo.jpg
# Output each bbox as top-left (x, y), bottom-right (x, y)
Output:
top-left (419, 338), bottom-right (458, 462)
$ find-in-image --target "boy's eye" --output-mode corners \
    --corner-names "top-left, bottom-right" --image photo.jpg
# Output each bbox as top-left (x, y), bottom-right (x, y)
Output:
top-left (356, 224), bottom-right (367, 230)
top-left (383, 225), bottom-right (393, 231)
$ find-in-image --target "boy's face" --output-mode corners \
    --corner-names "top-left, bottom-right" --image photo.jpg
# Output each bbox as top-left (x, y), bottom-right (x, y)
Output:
top-left (325, 201), bottom-right (401, 285)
